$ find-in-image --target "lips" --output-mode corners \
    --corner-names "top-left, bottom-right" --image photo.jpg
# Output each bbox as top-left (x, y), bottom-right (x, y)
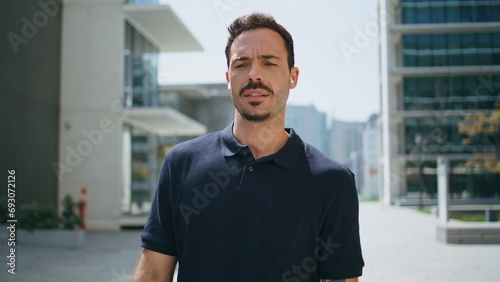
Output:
top-left (243, 89), bottom-right (269, 97)
top-left (239, 82), bottom-right (273, 97)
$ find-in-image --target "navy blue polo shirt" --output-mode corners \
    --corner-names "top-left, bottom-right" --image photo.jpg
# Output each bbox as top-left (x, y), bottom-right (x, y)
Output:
top-left (141, 124), bottom-right (364, 281)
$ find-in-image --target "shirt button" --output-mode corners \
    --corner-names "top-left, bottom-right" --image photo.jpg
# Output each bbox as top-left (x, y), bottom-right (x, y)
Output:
top-left (248, 166), bottom-right (254, 172)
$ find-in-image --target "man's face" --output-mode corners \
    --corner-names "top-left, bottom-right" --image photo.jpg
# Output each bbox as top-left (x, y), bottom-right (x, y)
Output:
top-left (226, 28), bottom-right (299, 122)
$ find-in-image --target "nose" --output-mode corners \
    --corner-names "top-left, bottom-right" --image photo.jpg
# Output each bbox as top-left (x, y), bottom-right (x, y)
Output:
top-left (248, 62), bottom-right (263, 82)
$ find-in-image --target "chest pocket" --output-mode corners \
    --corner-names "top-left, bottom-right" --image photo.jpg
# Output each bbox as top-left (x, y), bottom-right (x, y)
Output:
top-left (258, 199), bottom-right (307, 251)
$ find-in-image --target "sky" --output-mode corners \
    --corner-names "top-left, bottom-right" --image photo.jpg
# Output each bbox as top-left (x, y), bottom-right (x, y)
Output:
top-left (158, 0), bottom-right (380, 122)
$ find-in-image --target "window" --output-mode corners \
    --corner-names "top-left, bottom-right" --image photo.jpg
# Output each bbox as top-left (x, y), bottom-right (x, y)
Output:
top-left (402, 33), bottom-right (500, 67)
top-left (402, 1), bottom-right (500, 23)
top-left (403, 76), bottom-right (500, 111)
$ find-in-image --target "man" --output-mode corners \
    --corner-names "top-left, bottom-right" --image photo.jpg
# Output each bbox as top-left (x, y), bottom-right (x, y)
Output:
top-left (133, 13), bottom-right (364, 282)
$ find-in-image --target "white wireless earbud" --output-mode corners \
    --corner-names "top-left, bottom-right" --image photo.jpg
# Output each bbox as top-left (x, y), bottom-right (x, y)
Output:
top-left (290, 80), bottom-right (294, 84)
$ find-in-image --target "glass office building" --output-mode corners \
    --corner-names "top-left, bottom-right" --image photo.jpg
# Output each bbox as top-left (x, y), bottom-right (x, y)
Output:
top-left (379, 0), bottom-right (500, 203)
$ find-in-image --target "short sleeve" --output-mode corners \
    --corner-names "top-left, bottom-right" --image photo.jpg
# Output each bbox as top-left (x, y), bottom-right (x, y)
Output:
top-left (317, 171), bottom-right (364, 279)
top-left (140, 155), bottom-right (177, 256)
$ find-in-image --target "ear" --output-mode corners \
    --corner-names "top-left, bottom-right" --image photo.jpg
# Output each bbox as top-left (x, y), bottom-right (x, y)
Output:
top-left (289, 67), bottom-right (299, 89)
top-left (225, 71), bottom-right (231, 91)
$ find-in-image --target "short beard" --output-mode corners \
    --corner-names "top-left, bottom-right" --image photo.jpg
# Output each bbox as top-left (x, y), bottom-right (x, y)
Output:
top-left (241, 103), bottom-right (270, 122)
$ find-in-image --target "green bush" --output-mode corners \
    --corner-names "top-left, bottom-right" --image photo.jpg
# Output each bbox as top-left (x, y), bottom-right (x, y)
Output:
top-left (18, 202), bottom-right (61, 231)
top-left (18, 194), bottom-right (82, 230)
top-left (61, 194), bottom-right (81, 230)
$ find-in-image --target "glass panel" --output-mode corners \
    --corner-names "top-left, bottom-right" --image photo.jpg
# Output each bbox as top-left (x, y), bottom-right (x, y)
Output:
top-left (403, 76), bottom-right (500, 111)
top-left (402, 3), bottom-right (415, 24)
top-left (493, 34), bottom-right (500, 65)
top-left (493, 5), bottom-right (500, 21)
top-left (403, 36), bottom-right (418, 67)
top-left (418, 35), bottom-right (432, 66)
top-left (432, 34), bottom-right (447, 66)
top-left (431, 3), bottom-right (445, 23)
top-left (447, 34), bottom-right (462, 66)
top-left (446, 3), bottom-right (460, 23)
top-left (477, 33), bottom-right (492, 65)
top-left (460, 2), bottom-right (473, 22)
top-left (462, 34), bottom-right (478, 65)
top-left (402, 1), bottom-right (500, 24)
top-left (416, 6), bottom-right (430, 23)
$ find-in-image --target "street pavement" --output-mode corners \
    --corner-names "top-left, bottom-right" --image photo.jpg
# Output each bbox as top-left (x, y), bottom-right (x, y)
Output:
top-left (1, 202), bottom-right (499, 282)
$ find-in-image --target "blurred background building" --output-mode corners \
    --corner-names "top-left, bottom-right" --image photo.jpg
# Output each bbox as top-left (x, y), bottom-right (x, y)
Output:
top-left (362, 114), bottom-right (382, 200)
top-left (126, 83), bottom-right (233, 216)
top-left (379, 0), bottom-right (500, 205)
top-left (285, 104), bottom-right (330, 156)
top-left (329, 119), bottom-right (364, 189)
top-left (1, 0), bottom-right (205, 230)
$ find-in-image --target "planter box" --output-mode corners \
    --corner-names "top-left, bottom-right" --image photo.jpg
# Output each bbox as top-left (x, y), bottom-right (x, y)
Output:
top-left (18, 229), bottom-right (85, 249)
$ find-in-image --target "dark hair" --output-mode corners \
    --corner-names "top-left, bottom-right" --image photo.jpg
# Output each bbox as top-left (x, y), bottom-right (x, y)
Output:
top-left (225, 12), bottom-right (295, 69)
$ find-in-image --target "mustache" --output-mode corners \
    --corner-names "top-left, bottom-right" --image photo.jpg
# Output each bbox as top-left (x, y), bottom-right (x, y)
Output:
top-left (239, 81), bottom-right (273, 96)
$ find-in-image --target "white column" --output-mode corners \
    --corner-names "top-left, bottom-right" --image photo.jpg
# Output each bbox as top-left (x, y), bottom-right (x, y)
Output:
top-left (58, 0), bottom-right (124, 231)
top-left (379, 0), bottom-right (392, 206)
top-left (437, 156), bottom-right (449, 226)
top-left (122, 128), bottom-right (132, 213)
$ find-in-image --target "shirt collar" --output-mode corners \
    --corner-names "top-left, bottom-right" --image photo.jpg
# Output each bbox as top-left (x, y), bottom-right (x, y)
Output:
top-left (220, 123), bottom-right (303, 170)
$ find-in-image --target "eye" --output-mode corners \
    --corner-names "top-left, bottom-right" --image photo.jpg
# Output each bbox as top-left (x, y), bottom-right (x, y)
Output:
top-left (265, 62), bottom-right (277, 66)
top-left (234, 63), bottom-right (247, 69)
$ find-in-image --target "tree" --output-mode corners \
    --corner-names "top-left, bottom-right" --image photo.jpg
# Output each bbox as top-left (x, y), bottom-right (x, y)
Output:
top-left (459, 111), bottom-right (500, 173)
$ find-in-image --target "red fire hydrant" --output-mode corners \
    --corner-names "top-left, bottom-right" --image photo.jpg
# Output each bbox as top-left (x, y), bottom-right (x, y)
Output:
top-left (78, 187), bottom-right (88, 230)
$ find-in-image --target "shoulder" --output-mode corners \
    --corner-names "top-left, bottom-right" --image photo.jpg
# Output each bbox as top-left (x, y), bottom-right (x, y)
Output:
top-left (302, 142), bottom-right (354, 184)
top-left (165, 130), bottom-right (221, 161)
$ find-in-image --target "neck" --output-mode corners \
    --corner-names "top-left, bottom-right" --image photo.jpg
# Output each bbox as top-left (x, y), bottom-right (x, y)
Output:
top-left (233, 114), bottom-right (289, 160)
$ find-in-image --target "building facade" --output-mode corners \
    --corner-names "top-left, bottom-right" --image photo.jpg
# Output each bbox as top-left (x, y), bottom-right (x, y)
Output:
top-left (1, 0), bottom-right (202, 230)
top-left (379, 0), bottom-right (500, 204)
top-left (285, 105), bottom-right (330, 156)
top-left (361, 114), bottom-right (382, 200)
top-left (125, 83), bottom-right (234, 215)
top-left (329, 119), bottom-right (364, 191)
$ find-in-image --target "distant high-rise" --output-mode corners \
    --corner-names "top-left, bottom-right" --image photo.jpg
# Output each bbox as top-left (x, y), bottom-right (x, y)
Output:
top-left (379, 0), bottom-right (500, 204)
top-left (286, 105), bottom-right (330, 156)
top-left (330, 119), bottom-right (364, 190)
top-left (362, 114), bottom-right (382, 200)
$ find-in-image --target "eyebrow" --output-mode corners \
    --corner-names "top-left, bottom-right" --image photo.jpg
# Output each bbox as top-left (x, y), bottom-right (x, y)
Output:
top-left (260, 55), bottom-right (281, 60)
top-left (232, 55), bottom-right (282, 62)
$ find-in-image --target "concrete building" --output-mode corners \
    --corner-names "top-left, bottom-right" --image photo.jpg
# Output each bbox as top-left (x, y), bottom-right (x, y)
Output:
top-left (124, 83), bottom-right (234, 214)
top-left (285, 104), bottom-right (330, 156)
top-left (361, 114), bottom-right (382, 200)
top-left (329, 119), bottom-right (364, 190)
top-left (1, 0), bottom-right (203, 230)
top-left (159, 83), bottom-right (234, 133)
top-left (330, 119), bottom-right (364, 164)
top-left (379, 0), bottom-right (500, 205)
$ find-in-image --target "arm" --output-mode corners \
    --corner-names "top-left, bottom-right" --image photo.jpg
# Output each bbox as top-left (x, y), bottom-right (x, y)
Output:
top-left (132, 249), bottom-right (177, 282)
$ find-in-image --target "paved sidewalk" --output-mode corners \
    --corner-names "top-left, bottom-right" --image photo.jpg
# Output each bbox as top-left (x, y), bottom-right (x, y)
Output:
top-left (359, 203), bottom-right (500, 282)
top-left (1, 202), bottom-right (499, 281)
